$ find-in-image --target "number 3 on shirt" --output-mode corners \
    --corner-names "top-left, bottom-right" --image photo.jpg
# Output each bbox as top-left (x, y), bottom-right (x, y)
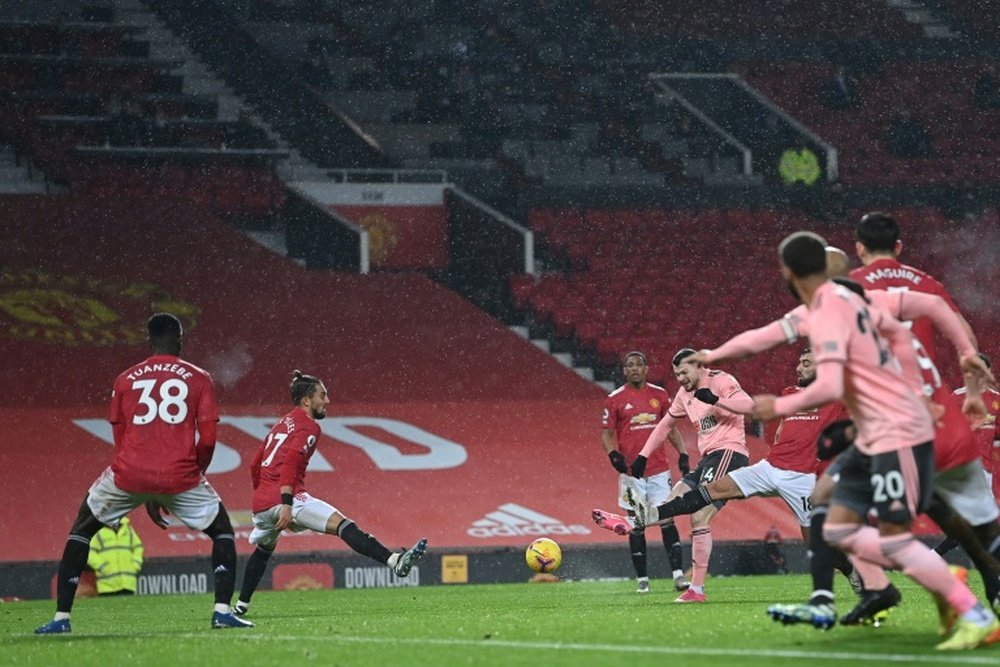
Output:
top-left (132, 379), bottom-right (189, 425)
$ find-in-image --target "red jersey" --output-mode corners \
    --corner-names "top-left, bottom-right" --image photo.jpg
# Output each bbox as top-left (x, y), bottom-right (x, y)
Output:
top-left (603, 382), bottom-right (671, 476)
top-left (250, 407), bottom-right (321, 513)
top-left (108, 354), bottom-right (219, 494)
top-left (954, 386), bottom-right (1000, 475)
top-left (863, 290), bottom-right (977, 471)
top-left (770, 386), bottom-right (849, 473)
top-left (849, 257), bottom-right (959, 364)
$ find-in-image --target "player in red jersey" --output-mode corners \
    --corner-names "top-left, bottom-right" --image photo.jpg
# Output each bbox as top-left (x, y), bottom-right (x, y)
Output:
top-left (754, 233), bottom-right (996, 650)
top-left (35, 313), bottom-right (252, 634)
top-left (954, 353), bottom-right (1000, 492)
top-left (850, 211), bottom-right (977, 360)
top-left (595, 348), bottom-right (754, 603)
top-left (233, 370), bottom-right (427, 617)
top-left (602, 351), bottom-right (690, 593)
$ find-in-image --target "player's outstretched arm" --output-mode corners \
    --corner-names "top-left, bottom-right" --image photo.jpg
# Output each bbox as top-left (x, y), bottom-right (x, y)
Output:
top-left (772, 360), bottom-right (845, 417)
top-left (703, 319), bottom-right (794, 365)
top-left (637, 412), bottom-right (678, 460)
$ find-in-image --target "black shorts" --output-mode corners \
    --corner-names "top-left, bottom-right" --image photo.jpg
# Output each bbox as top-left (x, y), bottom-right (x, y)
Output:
top-left (832, 441), bottom-right (935, 525)
top-left (682, 448), bottom-right (750, 510)
top-left (822, 444), bottom-right (855, 480)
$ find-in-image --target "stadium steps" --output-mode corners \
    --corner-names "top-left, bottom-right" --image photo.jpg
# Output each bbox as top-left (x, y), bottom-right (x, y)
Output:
top-left (0, 146), bottom-right (50, 194)
top-left (508, 324), bottom-right (614, 392)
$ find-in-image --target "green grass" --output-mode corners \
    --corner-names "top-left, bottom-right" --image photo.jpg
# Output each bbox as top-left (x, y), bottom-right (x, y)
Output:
top-left (3, 574), bottom-right (999, 666)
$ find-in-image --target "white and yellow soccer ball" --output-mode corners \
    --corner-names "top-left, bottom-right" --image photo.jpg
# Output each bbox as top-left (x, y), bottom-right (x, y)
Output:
top-left (525, 537), bottom-right (562, 573)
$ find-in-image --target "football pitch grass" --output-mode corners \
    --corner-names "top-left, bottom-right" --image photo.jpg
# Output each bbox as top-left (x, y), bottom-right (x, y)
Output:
top-left (4, 573), bottom-right (1000, 666)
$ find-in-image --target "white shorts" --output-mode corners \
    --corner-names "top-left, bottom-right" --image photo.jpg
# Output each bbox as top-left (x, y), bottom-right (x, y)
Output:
top-left (248, 493), bottom-right (339, 548)
top-left (86, 466), bottom-right (221, 531)
top-left (618, 471), bottom-right (672, 526)
top-left (935, 459), bottom-right (1000, 526)
top-left (728, 460), bottom-right (816, 527)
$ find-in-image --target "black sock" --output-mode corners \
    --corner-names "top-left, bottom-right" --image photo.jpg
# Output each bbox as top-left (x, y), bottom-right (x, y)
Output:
top-left (629, 532), bottom-right (648, 578)
top-left (661, 522), bottom-right (683, 572)
top-left (657, 486), bottom-right (712, 522)
top-left (56, 535), bottom-right (92, 613)
top-left (338, 520), bottom-right (392, 564)
top-left (809, 508), bottom-right (837, 599)
top-left (934, 536), bottom-right (960, 556)
top-left (239, 546), bottom-right (274, 604)
top-left (212, 534), bottom-right (237, 606)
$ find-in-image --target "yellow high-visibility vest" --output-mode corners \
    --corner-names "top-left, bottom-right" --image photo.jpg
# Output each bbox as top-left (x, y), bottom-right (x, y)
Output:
top-left (88, 517), bottom-right (144, 594)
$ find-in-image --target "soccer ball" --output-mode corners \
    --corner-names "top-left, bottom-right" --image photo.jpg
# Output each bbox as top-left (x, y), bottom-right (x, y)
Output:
top-left (525, 537), bottom-right (562, 573)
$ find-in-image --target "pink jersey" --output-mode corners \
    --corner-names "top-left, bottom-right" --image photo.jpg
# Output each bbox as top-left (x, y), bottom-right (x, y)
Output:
top-left (249, 407), bottom-right (321, 513)
top-left (109, 354), bottom-right (219, 494)
top-left (850, 258), bottom-right (959, 364)
top-left (774, 281), bottom-right (935, 455)
top-left (668, 370), bottom-right (749, 457)
top-left (770, 386), bottom-right (849, 473)
top-left (603, 383), bottom-right (672, 476)
top-left (954, 386), bottom-right (1000, 475)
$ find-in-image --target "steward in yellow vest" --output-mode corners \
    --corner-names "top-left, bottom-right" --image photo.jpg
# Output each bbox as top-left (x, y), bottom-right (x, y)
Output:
top-left (88, 516), bottom-right (144, 595)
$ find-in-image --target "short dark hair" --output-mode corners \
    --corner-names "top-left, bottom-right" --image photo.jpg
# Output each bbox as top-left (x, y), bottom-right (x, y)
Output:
top-left (148, 312), bottom-right (182, 339)
top-left (979, 352), bottom-right (992, 370)
top-left (779, 231), bottom-right (828, 278)
top-left (856, 211), bottom-right (899, 253)
top-left (800, 347), bottom-right (812, 356)
top-left (672, 348), bottom-right (696, 366)
top-left (290, 370), bottom-right (323, 405)
top-left (623, 351), bottom-right (647, 365)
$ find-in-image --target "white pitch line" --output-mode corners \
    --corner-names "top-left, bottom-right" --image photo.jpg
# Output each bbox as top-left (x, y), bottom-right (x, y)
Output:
top-left (148, 632), bottom-right (1000, 665)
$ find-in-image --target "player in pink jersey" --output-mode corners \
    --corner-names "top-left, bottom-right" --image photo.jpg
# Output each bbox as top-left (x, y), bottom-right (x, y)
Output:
top-left (602, 351), bottom-right (690, 593)
top-left (752, 232), bottom-right (997, 650)
top-left (600, 350), bottom-right (863, 594)
top-left (688, 248), bottom-right (1000, 631)
top-left (850, 211), bottom-right (977, 361)
top-left (35, 313), bottom-right (252, 635)
top-left (234, 370), bottom-right (428, 617)
top-left (595, 348), bottom-right (753, 603)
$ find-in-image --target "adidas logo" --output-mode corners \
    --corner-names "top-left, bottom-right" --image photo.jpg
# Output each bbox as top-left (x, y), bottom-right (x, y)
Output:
top-left (214, 565), bottom-right (228, 574)
top-left (466, 503), bottom-right (591, 539)
top-left (624, 403), bottom-right (633, 410)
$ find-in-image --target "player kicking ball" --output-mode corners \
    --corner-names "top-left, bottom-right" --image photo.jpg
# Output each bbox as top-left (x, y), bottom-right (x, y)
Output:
top-left (233, 370), bottom-right (427, 616)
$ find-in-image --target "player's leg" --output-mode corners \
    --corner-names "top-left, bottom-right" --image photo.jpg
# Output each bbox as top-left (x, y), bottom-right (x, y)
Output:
top-left (644, 472), bottom-right (688, 591)
top-left (622, 476), bottom-right (650, 592)
top-left (808, 462), bottom-right (863, 597)
top-left (202, 504), bottom-right (253, 628)
top-left (829, 444), bottom-right (997, 649)
top-left (676, 449), bottom-right (748, 603)
top-left (318, 501), bottom-right (427, 577)
top-left (36, 470), bottom-right (138, 634)
top-left (769, 450), bottom-right (867, 629)
top-left (167, 481), bottom-right (252, 628)
top-left (235, 507), bottom-right (283, 616)
top-left (929, 461), bottom-right (1000, 609)
top-left (35, 498), bottom-right (106, 634)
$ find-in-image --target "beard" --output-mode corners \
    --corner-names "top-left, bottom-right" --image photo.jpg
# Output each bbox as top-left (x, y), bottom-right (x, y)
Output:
top-left (313, 409), bottom-right (327, 420)
top-left (797, 374), bottom-right (815, 388)
top-left (786, 277), bottom-right (801, 303)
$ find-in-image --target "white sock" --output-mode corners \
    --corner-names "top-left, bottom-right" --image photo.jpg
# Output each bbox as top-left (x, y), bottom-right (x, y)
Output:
top-left (672, 569), bottom-right (684, 579)
top-left (960, 603), bottom-right (995, 627)
top-left (214, 603), bottom-right (230, 614)
top-left (689, 585), bottom-right (704, 594)
top-left (387, 553), bottom-right (400, 569)
top-left (637, 576), bottom-right (649, 583)
top-left (54, 612), bottom-right (70, 621)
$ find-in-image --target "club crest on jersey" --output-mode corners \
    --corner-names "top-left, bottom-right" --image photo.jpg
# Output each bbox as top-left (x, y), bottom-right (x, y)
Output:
top-left (649, 398), bottom-right (661, 409)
